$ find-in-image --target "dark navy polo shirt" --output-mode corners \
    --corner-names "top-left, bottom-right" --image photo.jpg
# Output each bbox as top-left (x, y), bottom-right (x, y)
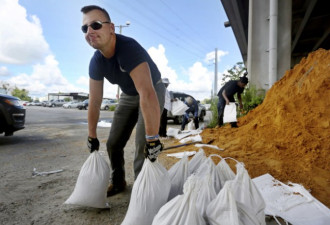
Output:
top-left (89, 34), bottom-right (161, 96)
top-left (217, 80), bottom-right (244, 102)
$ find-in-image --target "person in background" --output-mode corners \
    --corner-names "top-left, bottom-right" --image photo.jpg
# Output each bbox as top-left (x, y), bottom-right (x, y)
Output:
top-left (217, 72), bottom-right (249, 128)
top-left (159, 78), bottom-right (171, 138)
top-left (181, 96), bottom-right (199, 131)
top-left (81, 5), bottom-right (165, 197)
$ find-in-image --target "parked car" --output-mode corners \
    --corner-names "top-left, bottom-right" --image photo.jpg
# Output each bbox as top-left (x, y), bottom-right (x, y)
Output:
top-left (27, 101), bottom-right (42, 106)
top-left (100, 99), bottom-right (117, 110)
top-left (41, 101), bottom-right (48, 107)
top-left (19, 101), bottom-right (28, 106)
top-left (0, 94), bottom-right (26, 136)
top-left (47, 99), bottom-right (65, 107)
top-left (63, 101), bottom-right (80, 109)
top-left (167, 91), bottom-right (206, 124)
top-left (77, 99), bottom-right (89, 110)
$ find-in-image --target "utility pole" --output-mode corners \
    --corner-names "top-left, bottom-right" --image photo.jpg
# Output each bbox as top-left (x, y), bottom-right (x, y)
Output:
top-left (115, 21), bottom-right (130, 100)
top-left (214, 48), bottom-right (218, 97)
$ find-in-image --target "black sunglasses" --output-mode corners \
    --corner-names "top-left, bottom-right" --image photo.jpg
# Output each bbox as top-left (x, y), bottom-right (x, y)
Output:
top-left (81, 21), bottom-right (110, 33)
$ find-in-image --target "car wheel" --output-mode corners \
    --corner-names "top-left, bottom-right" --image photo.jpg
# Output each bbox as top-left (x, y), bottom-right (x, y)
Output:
top-left (68, 106), bottom-right (71, 109)
top-left (52, 104), bottom-right (55, 107)
top-left (104, 106), bottom-right (109, 110)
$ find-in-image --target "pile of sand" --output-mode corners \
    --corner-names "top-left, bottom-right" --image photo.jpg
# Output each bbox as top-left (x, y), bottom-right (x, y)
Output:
top-left (159, 49), bottom-right (330, 207)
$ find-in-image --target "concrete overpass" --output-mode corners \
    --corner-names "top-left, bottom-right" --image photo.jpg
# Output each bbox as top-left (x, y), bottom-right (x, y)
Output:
top-left (220, 0), bottom-right (330, 90)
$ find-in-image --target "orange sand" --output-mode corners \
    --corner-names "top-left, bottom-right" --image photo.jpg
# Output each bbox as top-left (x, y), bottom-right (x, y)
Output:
top-left (160, 49), bottom-right (330, 207)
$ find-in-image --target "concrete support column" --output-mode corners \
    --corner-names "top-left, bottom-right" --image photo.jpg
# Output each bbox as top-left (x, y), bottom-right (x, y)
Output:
top-left (247, 0), bottom-right (292, 91)
top-left (269, 0), bottom-right (278, 87)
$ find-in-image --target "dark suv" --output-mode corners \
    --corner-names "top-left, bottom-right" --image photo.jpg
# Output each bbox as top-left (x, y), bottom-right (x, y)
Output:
top-left (0, 94), bottom-right (26, 136)
top-left (77, 99), bottom-right (89, 110)
top-left (167, 91), bottom-right (206, 124)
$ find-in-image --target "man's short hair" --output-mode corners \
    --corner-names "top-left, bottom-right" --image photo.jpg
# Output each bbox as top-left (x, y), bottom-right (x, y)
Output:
top-left (240, 72), bottom-right (249, 84)
top-left (81, 5), bottom-right (111, 22)
top-left (240, 76), bottom-right (249, 84)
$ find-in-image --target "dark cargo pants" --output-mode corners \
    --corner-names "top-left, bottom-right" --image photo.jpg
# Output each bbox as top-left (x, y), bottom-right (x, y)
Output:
top-left (106, 81), bottom-right (165, 184)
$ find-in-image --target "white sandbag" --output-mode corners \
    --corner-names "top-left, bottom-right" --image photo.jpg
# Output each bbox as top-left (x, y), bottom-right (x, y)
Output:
top-left (152, 175), bottom-right (206, 225)
top-left (206, 181), bottom-right (240, 225)
top-left (196, 167), bottom-right (217, 221)
top-left (187, 120), bottom-right (195, 130)
top-left (167, 127), bottom-right (180, 137)
top-left (209, 154), bottom-right (223, 194)
top-left (179, 134), bottom-right (202, 144)
top-left (195, 157), bottom-right (221, 194)
top-left (64, 151), bottom-right (110, 208)
top-left (168, 154), bottom-right (189, 201)
top-left (253, 173), bottom-right (330, 225)
top-left (216, 157), bottom-right (236, 186)
top-left (171, 99), bottom-right (189, 116)
top-left (223, 102), bottom-right (237, 123)
top-left (188, 149), bottom-right (206, 176)
top-left (121, 159), bottom-right (170, 225)
top-left (166, 151), bottom-right (196, 159)
top-left (207, 159), bottom-right (266, 225)
top-left (230, 163), bottom-right (266, 225)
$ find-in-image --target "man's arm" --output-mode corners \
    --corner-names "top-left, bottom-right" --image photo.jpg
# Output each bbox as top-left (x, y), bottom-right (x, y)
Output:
top-left (222, 90), bottom-right (230, 105)
top-left (237, 93), bottom-right (243, 109)
top-left (130, 62), bottom-right (160, 138)
top-left (88, 78), bottom-right (104, 138)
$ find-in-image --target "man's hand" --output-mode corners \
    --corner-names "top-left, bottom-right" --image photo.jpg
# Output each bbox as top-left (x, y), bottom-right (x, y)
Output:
top-left (239, 103), bottom-right (243, 110)
top-left (144, 140), bottom-right (163, 162)
top-left (87, 137), bottom-right (99, 153)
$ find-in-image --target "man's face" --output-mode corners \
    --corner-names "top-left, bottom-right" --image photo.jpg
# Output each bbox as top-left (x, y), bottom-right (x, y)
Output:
top-left (238, 82), bottom-right (247, 88)
top-left (82, 10), bottom-right (114, 50)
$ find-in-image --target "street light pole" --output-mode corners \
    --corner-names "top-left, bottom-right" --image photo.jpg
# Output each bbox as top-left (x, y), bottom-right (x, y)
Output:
top-left (115, 21), bottom-right (130, 100)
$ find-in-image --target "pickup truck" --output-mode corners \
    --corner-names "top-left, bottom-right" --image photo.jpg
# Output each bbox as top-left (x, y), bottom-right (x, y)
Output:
top-left (167, 91), bottom-right (206, 124)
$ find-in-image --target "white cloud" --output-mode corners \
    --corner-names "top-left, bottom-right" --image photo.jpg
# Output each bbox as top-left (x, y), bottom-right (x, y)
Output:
top-left (7, 54), bottom-right (87, 97)
top-left (0, 66), bottom-right (10, 76)
top-left (76, 76), bottom-right (89, 86)
top-left (204, 49), bottom-right (229, 64)
top-left (104, 82), bottom-right (120, 99)
top-left (148, 44), bottom-right (219, 101)
top-left (0, 0), bottom-right (49, 64)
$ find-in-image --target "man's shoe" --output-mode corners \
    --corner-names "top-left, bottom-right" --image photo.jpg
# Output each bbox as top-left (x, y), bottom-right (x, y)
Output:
top-left (107, 180), bottom-right (127, 197)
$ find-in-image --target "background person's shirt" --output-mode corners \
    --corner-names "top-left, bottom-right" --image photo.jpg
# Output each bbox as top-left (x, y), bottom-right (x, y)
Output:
top-left (184, 99), bottom-right (199, 119)
top-left (217, 80), bottom-right (244, 102)
top-left (89, 34), bottom-right (161, 96)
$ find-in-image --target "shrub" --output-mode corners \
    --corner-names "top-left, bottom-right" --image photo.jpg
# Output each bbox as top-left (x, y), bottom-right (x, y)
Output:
top-left (109, 105), bottom-right (117, 111)
top-left (207, 98), bottom-right (219, 128)
top-left (240, 85), bottom-right (265, 116)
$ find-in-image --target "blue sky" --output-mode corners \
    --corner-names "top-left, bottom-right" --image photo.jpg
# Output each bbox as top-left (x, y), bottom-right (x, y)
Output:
top-left (0, 0), bottom-right (242, 101)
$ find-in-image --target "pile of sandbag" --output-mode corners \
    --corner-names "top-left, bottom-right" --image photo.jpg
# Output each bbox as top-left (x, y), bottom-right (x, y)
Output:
top-left (63, 148), bottom-right (266, 224)
top-left (121, 149), bottom-right (266, 225)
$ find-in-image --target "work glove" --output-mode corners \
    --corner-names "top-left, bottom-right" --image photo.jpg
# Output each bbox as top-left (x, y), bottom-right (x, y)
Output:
top-left (87, 137), bottom-right (99, 153)
top-left (144, 139), bottom-right (163, 162)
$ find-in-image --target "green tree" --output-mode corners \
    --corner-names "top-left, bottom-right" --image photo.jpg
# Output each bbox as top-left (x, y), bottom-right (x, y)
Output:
top-left (11, 87), bottom-right (32, 101)
top-left (64, 97), bottom-right (71, 102)
top-left (221, 62), bottom-right (246, 86)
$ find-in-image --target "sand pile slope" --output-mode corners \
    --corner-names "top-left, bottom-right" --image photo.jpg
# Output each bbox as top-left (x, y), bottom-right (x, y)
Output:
top-left (160, 49), bottom-right (330, 207)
